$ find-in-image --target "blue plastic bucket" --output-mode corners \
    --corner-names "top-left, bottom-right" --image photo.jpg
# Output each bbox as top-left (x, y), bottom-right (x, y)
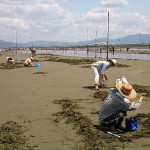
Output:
top-left (126, 117), bottom-right (138, 131)
top-left (35, 62), bottom-right (40, 67)
top-left (16, 58), bottom-right (20, 62)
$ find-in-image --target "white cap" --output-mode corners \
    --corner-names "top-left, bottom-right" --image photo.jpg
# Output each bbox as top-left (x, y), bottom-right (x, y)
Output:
top-left (30, 57), bottom-right (34, 60)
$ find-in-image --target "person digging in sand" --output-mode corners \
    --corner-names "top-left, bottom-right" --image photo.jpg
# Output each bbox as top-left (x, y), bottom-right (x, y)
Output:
top-left (91, 59), bottom-right (117, 90)
top-left (99, 81), bottom-right (144, 132)
top-left (6, 57), bottom-right (15, 64)
top-left (24, 57), bottom-right (34, 67)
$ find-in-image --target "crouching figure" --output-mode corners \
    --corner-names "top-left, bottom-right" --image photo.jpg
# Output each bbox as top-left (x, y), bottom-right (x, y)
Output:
top-left (24, 57), bottom-right (34, 67)
top-left (99, 78), bottom-right (144, 131)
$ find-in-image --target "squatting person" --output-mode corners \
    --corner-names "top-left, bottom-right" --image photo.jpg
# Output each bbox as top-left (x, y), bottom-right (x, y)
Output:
top-left (99, 82), bottom-right (144, 131)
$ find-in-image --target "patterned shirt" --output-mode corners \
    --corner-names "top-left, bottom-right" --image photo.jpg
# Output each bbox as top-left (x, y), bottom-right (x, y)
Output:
top-left (99, 91), bottom-right (142, 122)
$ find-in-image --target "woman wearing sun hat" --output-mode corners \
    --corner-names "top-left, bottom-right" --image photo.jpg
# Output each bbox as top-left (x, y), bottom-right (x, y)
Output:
top-left (99, 82), bottom-right (144, 131)
top-left (24, 57), bottom-right (34, 67)
top-left (91, 59), bottom-right (117, 90)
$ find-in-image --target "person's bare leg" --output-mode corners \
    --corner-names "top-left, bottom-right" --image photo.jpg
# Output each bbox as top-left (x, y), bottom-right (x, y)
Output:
top-left (95, 84), bottom-right (99, 90)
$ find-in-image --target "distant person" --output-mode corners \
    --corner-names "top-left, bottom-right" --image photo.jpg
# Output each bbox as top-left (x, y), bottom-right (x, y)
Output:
top-left (6, 57), bottom-right (15, 64)
top-left (112, 46), bottom-right (115, 54)
top-left (100, 47), bottom-right (103, 53)
top-left (24, 57), bottom-right (34, 67)
top-left (91, 59), bottom-right (117, 90)
top-left (109, 47), bottom-right (112, 52)
top-left (99, 79), bottom-right (144, 132)
top-left (0, 49), bottom-right (2, 55)
top-left (87, 45), bottom-right (89, 54)
top-left (126, 47), bottom-right (130, 52)
top-left (30, 48), bottom-right (37, 57)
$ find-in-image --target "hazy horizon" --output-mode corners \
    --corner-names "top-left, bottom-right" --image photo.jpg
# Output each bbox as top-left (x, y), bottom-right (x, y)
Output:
top-left (0, 0), bottom-right (149, 43)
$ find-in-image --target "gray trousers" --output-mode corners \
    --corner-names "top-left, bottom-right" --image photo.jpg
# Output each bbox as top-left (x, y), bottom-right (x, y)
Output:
top-left (101, 111), bottom-right (127, 127)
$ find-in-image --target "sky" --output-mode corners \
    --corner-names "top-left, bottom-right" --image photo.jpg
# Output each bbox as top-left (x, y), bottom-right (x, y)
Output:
top-left (0, 0), bottom-right (150, 43)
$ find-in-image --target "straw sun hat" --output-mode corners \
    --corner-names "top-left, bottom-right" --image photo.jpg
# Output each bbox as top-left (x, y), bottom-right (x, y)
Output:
top-left (109, 59), bottom-right (117, 65)
top-left (116, 83), bottom-right (137, 99)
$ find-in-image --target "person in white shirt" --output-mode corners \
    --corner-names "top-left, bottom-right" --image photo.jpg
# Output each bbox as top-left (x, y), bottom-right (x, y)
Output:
top-left (24, 57), bottom-right (34, 67)
top-left (91, 59), bottom-right (117, 90)
top-left (0, 49), bottom-right (2, 55)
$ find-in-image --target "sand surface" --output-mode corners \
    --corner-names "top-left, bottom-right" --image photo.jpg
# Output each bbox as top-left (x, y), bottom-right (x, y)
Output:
top-left (0, 52), bottom-right (149, 150)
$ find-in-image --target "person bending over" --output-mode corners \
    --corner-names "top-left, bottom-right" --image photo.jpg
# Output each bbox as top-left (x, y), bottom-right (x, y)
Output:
top-left (91, 59), bottom-right (117, 90)
top-left (24, 57), bottom-right (34, 67)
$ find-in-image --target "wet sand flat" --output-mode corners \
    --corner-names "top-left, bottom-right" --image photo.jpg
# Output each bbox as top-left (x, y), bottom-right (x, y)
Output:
top-left (0, 53), bottom-right (149, 149)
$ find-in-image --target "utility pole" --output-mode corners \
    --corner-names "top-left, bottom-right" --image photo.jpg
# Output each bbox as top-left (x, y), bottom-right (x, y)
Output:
top-left (16, 30), bottom-right (17, 55)
top-left (95, 29), bottom-right (97, 44)
top-left (31, 33), bottom-right (33, 48)
top-left (139, 32), bottom-right (141, 52)
top-left (95, 30), bottom-right (97, 58)
top-left (87, 29), bottom-right (89, 56)
top-left (106, 11), bottom-right (109, 60)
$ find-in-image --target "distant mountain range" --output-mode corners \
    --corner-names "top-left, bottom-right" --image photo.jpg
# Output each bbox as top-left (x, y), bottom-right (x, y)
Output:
top-left (0, 33), bottom-right (150, 47)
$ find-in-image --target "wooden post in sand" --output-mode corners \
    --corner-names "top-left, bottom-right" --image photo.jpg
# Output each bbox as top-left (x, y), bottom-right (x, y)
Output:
top-left (139, 32), bottom-right (141, 53)
top-left (31, 33), bottom-right (33, 49)
top-left (16, 30), bottom-right (17, 55)
top-left (95, 30), bottom-right (97, 58)
top-left (86, 29), bottom-right (89, 57)
top-left (106, 11), bottom-right (109, 61)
